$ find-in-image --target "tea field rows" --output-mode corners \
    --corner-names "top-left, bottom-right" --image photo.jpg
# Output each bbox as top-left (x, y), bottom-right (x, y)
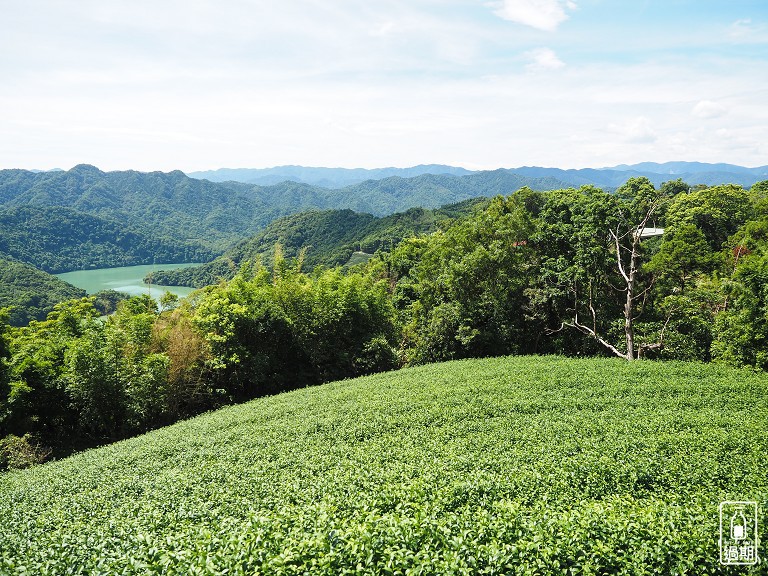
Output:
top-left (1, 355), bottom-right (767, 574)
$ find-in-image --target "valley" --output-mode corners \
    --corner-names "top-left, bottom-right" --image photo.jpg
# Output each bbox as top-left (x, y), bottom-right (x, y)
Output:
top-left (5, 0), bottom-right (767, 571)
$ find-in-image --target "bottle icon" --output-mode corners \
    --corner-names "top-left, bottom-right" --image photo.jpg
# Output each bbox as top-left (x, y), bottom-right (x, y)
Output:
top-left (731, 506), bottom-right (748, 541)
top-left (720, 501), bottom-right (759, 566)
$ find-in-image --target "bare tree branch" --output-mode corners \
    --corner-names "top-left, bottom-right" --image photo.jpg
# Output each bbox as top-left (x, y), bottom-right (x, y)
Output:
top-left (564, 318), bottom-right (625, 358)
top-left (609, 227), bottom-right (630, 284)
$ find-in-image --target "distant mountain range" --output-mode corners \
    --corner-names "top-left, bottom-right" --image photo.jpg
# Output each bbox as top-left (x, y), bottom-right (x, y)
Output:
top-left (188, 164), bottom-right (474, 187)
top-left (2, 162), bottom-right (764, 277)
top-left (188, 161), bottom-right (768, 189)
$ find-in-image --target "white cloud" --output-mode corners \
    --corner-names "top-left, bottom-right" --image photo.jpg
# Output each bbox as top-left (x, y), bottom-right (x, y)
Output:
top-left (727, 18), bottom-right (768, 43)
top-left (491, 0), bottom-right (577, 32)
top-left (2, 1), bottom-right (768, 171)
top-left (524, 47), bottom-right (564, 71)
top-left (369, 20), bottom-right (396, 38)
top-left (691, 100), bottom-right (727, 119)
top-left (609, 117), bottom-right (658, 144)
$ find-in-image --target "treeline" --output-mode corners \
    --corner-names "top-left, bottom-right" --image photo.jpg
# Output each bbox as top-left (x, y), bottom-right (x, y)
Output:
top-left (0, 260), bottom-right (397, 465)
top-left (2, 177), bottom-right (768, 466)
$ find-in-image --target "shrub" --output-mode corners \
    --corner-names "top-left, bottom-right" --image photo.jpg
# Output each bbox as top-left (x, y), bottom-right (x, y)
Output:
top-left (0, 433), bottom-right (51, 470)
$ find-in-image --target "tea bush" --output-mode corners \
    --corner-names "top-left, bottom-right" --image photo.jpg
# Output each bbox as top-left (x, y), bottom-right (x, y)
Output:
top-left (0, 355), bottom-right (766, 574)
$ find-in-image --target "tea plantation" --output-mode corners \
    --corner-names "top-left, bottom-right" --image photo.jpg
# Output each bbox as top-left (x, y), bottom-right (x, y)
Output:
top-left (1, 355), bottom-right (767, 574)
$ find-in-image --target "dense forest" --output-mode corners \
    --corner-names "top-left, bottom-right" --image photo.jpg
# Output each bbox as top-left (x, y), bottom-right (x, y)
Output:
top-left (2, 176), bottom-right (768, 467)
top-left (0, 257), bottom-right (86, 326)
top-left (0, 165), bottom-right (272, 252)
top-left (0, 165), bottom-right (539, 326)
top-left (0, 205), bottom-right (215, 273)
top-left (148, 199), bottom-right (489, 288)
top-left (0, 164), bottom-right (565, 227)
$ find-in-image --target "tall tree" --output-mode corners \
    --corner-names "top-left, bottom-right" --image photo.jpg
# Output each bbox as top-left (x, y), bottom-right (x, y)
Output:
top-left (544, 178), bottom-right (670, 360)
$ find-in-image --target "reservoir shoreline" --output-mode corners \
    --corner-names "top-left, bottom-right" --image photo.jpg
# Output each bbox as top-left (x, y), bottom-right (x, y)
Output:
top-left (56, 263), bottom-right (201, 300)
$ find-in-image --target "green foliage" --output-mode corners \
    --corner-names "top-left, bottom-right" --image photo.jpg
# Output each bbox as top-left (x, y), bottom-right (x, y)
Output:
top-left (0, 165), bottom-right (268, 252)
top-left (0, 356), bottom-right (765, 573)
top-left (392, 195), bottom-right (537, 363)
top-left (712, 251), bottom-right (768, 370)
top-left (0, 255), bottom-right (86, 326)
top-left (7, 176), bottom-right (768, 468)
top-left (193, 262), bottom-right (398, 398)
top-left (0, 309), bottom-right (9, 407)
top-left (665, 184), bottom-right (754, 250)
top-left (645, 224), bottom-right (718, 292)
top-left (520, 186), bottom-right (620, 356)
top-left (0, 166), bottom-right (563, 282)
top-left (3, 298), bottom-right (98, 441)
top-left (0, 205), bottom-right (215, 273)
top-left (65, 323), bottom-right (128, 438)
top-left (91, 289), bottom-right (131, 316)
top-left (0, 433), bottom-right (50, 470)
top-left (3, 295), bottom-right (170, 444)
top-left (150, 200), bottom-right (487, 289)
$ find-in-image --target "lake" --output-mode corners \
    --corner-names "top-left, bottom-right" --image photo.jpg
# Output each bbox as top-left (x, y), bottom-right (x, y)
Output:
top-left (56, 263), bottom-right (201, 300)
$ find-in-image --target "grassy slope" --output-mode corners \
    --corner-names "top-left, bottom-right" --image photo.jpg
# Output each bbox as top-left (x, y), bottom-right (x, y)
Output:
top-left (1, 356), bottom-right (767, 574)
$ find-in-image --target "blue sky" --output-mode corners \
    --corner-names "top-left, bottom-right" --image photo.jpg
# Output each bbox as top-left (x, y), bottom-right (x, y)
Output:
top-left (1, 0), bottom-right (766, 171)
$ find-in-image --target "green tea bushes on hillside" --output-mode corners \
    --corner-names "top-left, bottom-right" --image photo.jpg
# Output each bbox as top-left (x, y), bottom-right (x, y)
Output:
top-left (0, 356), bottom-right (765, 574)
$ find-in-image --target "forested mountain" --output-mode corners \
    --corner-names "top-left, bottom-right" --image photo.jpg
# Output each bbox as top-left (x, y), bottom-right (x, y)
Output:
top-left (7, 177), bottom-right (768, 460)
top-left (609, 161), bottom-right (768, 176)
top-left (0, 165), bottom-right (566, 228)
top-left (0, 166), bottom-right (565, 275)
top-left (148, 198), bottom-right (488, 288)
top-left (0, 165), bottom-right (563, 327)
top-left (0, 256), bottom-right (85, 326)
top-left (188, 164), bottom-right (473, 187)
top-left (0, 165), bottom-right (268, 251)
top-left (0, 206), bottom-right (215, 273)
top-left (2, 161), bottom-right (761, 285)
top-left (325, 170), bottom-right (567, 215)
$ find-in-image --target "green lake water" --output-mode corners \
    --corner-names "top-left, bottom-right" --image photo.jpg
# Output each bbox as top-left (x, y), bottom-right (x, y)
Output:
top-left (56, 263), bottom-right (201, 300)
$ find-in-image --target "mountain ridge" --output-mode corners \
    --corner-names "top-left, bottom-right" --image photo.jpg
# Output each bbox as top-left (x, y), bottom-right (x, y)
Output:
top-left (187, 164), bottom-right (474, 187)
top-left (188, 161), bottom-right (768, 189)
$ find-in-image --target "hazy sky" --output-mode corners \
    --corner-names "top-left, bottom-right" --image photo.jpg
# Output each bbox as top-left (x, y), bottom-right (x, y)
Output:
top-left (2, 0), bottom-right (767, 172)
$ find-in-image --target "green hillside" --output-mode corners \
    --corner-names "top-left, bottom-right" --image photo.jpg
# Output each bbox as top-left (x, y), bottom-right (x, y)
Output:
top-left (0, 205), bottom-right (215, 273)
top-left (0, 165), bottom-right (272, 252)
top-left (148, 199), bottom-right (488, 288)
top-left (0, 166), bottom-right (562, 256)
top-left (0, 256), bottom-right (86, 326)
top-left (1, 355), bottom-right (765, 574)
